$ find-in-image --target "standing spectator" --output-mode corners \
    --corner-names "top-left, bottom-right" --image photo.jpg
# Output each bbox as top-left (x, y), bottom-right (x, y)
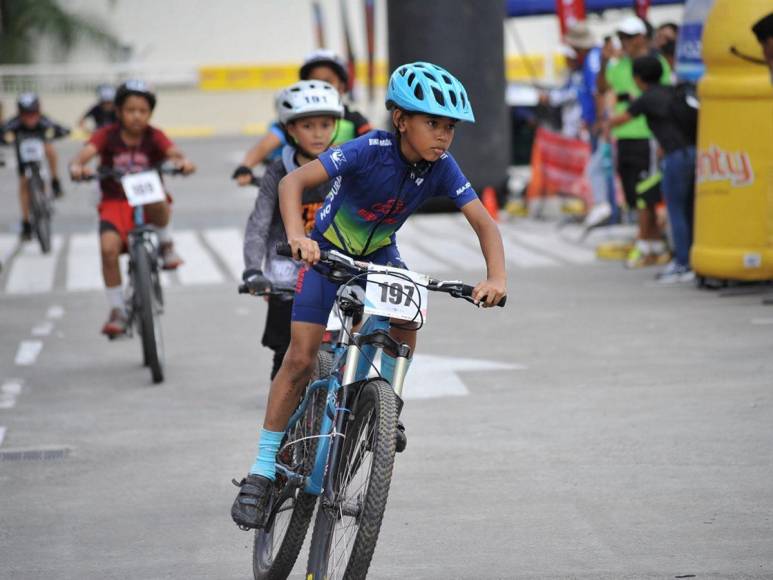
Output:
top-left (752, 12), bottom-right (773, 84)
top-left (597, 15), bottom-right (672, 268)
top-left (607, 56), bottom-right (698, 283)
top-left (655, 22), bottom-right (679, 72)
top-left (540, 45), bottom-right (583, 139)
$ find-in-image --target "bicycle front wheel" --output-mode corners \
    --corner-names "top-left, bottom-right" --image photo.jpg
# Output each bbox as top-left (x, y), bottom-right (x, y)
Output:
top-left (253, 351), bottom-right (333, 580)
top-left (29, 171), bottom-right (51, 254)
top-left (307, 378), bottom-right (397, 580)
top-left (133, 242), bottom-right (164, 384)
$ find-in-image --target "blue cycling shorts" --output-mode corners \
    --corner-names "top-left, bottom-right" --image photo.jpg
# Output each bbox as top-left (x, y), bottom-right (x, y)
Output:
top-left (291, 242), bottom-right (407, 326)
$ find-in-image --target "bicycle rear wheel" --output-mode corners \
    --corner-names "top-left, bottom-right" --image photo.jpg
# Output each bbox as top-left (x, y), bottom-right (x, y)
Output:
top-left (253, 351), bottom-right (333, 580)
top-left (132, 241), bottom-right (164, 384)
top-left (29, 171), bottom-right (51, 254)
top-left (307, 378), bottom-right (397, 580)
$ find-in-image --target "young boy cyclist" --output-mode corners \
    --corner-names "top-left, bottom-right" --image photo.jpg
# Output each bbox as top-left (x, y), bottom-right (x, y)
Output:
top-left (232, 50), bottom-right (372, 186)
top-left (78, 84), bottom-right (118, 133)
top-left (241, 80), bottom-right (343, 381)
top-left (231, 61), bottom-right (507, 530)
top-left (1, 93), bottom-right (70, 240)
top-left (69, 80), bottom-right (195, 336)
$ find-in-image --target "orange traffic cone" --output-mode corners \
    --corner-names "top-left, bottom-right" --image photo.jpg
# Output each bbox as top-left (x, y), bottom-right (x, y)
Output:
top-left (482, 186), bottom-right (499, 222)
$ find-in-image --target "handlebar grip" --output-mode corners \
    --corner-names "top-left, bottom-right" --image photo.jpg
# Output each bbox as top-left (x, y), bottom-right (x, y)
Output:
top-left (238, 283), bottom-right (249, 294)
top-left (276, 242), bottom-right (293, 257)
top-left (461, 283), bottom-right (507, 307)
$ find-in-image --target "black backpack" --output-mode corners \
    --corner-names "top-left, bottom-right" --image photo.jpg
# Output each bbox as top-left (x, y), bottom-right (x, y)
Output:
top-left (669, 81), bottom-right (699, 145)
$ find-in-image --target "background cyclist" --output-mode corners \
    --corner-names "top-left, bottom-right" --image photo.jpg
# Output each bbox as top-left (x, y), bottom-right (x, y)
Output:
top-left (78, 84), bottom-right (118, 133)
top-left (232, 50), bottom-right (372, 186)
top-left (241, 80), bottom-right (343, 381)
top-left (1, 92), bottom-right (70, 240)
top-left (69, 80), bottom-right (195, 337)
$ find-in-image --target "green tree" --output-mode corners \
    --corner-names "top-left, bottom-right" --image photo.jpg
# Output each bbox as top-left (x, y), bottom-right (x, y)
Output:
top-left (0, 0), bottom-right (121, 64)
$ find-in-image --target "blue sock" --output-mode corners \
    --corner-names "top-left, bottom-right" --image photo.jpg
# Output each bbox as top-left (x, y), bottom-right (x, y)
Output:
top-left (249, 428), bottom-right (284, 481)
top-left (380, 352), bottom-right (411, 384)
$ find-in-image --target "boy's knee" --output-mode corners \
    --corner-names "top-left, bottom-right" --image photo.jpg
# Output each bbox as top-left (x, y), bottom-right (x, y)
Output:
top-left (282, 348), bottom-right (316, 383)
top-left (100, 237), bottom-right (121, 262)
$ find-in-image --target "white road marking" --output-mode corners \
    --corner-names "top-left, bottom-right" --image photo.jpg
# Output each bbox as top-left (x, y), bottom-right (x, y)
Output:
top-left (5, 236), bottom-right (64, 294)
top-left (202, 228), bottom-right (244, 281)
top-left (66, 233), bottom-right (102, 291)
top-left (0, 426), bottom-right (6, 447)
top-left (15, 340), bottom-right (43, 366)
top-left (508, 229), bottom-right (596, 264)
top-left (0, 234), bottom-right (18, 262)
top-left (0, 379), bottom-right (23, 410)
top-left (363, 353), bottom-right (525, 400)
top-left (401, 219), bottom-right (485, 273)
top-left (501, 232), bottom-right (560, 267)
top-left (31, 321), bottom-right (54, 336)
top-left (172, 231), bottom-right (225, 285)
top-left (46, 305), bottom-right (65, 319)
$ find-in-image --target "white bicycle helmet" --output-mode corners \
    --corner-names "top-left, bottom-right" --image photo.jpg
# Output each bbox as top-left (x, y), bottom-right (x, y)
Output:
top-left (276, 80), bottom-right (344, 125)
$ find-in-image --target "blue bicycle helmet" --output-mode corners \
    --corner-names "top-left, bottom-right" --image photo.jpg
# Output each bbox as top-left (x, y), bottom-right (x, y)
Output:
top-left (386, 61), bottom-right (475, 123)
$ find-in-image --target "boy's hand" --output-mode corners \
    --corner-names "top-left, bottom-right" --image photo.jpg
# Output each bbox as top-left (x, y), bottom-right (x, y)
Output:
top-left (472, 278), bottom-right (507, 308)
top-left (289, 237), bottom-right (320, 266)
top-left (232, 165), bottom-right (255, 186)
top-left (69, 163), bottom-right (92, 181)
top-left (175, 158), bottom-right (196, 175)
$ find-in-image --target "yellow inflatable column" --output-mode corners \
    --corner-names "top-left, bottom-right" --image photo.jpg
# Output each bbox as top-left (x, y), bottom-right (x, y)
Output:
top-left (692, 0), bottom-right (773, 281)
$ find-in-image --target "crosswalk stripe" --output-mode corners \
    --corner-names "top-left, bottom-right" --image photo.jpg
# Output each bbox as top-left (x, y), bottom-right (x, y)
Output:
top-left (66, 233), bottom-right (102, 291)
top-left (501, 232), bottom-right (560, 267)
top-left (0, 234), bottom-right (17, 263)
top-left (508, 229), bottom-right (596, 264)
top-left (173, 231), bottom-right (225, 285)
top-left (5, 236), bottom-right (64, 294)
top-left (408, 216), bottom-right (488, 272)
top-left (202, 228), bottom-right (243, 281)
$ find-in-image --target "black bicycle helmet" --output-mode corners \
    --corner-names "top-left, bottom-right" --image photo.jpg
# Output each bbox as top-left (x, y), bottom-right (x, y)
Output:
top-left (299, 49), bottom-right (349, 85)
top-left (114, 79), bottom-right (157, 110)
top-left (17, 92), bottom-right (40, 114)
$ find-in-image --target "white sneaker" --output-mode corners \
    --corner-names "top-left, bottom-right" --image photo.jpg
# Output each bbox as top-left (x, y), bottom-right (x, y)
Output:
top-left (583, 202), bottom-right (612, 229)
top-left (656, 262), bottom-right (695, 284)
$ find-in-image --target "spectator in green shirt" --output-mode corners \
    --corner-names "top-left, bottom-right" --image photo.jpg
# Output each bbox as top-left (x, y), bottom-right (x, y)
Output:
top-left (598, 15), bottom-right (672, 269)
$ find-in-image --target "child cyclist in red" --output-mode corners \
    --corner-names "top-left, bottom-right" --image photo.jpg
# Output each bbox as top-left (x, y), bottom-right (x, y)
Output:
top-left (69, 80), bottom-right (195, 336)
top-left (232, 62), bottom-right (507, 529)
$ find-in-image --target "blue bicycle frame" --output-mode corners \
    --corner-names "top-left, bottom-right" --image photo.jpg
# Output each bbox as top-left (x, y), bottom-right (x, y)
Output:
top-left (278, 312), bottom-right (402, 496)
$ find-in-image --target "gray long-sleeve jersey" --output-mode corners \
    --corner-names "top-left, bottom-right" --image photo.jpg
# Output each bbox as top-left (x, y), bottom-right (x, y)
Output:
top-left (243, 146), bottom-right (330, 291)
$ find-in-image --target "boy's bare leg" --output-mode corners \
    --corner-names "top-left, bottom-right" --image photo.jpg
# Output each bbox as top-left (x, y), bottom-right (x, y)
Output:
top-left (144, 200), bottom-right (181, 269)
top-left (100, 230), bottom-right (123, 288)
top-left (18, 177), bottom-right (30, 221)
top-left (264, 321), bottom-right (326, 430)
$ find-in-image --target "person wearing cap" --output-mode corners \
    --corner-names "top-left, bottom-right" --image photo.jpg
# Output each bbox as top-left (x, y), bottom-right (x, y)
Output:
top-left (597, 14), bottom-right (672, 268)
top-left (232, 50), bottom-right (373, 187)
top-left (1, 92), bottom-right (70, 240)
top-left (752, 12), bottom-right (773, 84)
top-left (78, 84), bottom-right (117, 133)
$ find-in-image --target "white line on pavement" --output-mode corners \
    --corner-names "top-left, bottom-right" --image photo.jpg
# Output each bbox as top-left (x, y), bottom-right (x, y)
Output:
top-left (46, 305), bottom-right (65, 319)
top-left (31, 321), bottom-right (54, 336)
top-left (0, 233), bottom-right (17, 263)
top-left (0, 426), bottom-right (6, 447)
top-left (0, 379), bottom-right (23, 410)
top-left (173, 231), bottom-right (225, 285)
top-left (66, 233), bottom-right (103, 291)
top-left (5, 236), bottom-right (64, 294)
top-left (202, 228), bottom-right (244, 281)
top-left (15, 340), bottom-right (43, 366)
top-left (508, 229), bottom-right (596, 264)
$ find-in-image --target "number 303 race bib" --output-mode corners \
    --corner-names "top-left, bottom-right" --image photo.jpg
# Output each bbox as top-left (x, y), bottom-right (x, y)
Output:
top-left (364, 264), bottom-right (429, 322)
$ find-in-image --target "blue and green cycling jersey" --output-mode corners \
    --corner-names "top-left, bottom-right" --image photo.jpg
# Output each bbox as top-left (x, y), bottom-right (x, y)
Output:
top-left (314, 130), bottom-right (478, 256)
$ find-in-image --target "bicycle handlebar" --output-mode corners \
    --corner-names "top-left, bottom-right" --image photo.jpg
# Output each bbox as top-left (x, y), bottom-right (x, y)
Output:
top-left (237, 283), bottom-right (295, 297)
top-left (72, 164), bottom-right (187, 182)
top-left (276, 242), bottom-right (506, 307)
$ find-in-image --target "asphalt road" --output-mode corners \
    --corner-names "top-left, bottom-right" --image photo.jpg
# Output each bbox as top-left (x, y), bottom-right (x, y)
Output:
top-left (1, 137), bottom-right (772, 579)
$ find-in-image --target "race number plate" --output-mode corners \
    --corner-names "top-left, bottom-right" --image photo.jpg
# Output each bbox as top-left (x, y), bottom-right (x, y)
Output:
top-left (364, 264), bottom-right (429, 322)
top-left (19, 138), bottom-right (45, 163)
top-left (121, 171), bottom-right (166, 207)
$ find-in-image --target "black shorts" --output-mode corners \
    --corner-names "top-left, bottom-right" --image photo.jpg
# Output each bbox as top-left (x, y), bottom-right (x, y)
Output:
top-left (262, 295), bottom-right (293, 350)
top-left (616, 139), bottom-right (662, 209)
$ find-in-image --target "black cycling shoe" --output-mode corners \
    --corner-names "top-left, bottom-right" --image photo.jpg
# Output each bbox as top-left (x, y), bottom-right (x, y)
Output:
top-left (231, 474), bottom-right (274, 530)
top-left (396, 420), bottom-right (407, 453)
top-left (51, 177), bottom-right (64, 199)
top-left (20, 221), bottom-right (32, 241)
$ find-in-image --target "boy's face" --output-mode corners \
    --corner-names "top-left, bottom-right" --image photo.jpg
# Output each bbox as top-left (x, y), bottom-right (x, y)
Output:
top-left (100, 100), bottom-right (115, 113)
top-left (287, 115), bottom-right (337, 157)
top-left (307, 65), bottom-right (347, 95)
top-left (396, 112), bottom-right (456, 163)
top-left (117, 95), bottom-right (152, 134)
top-left (20, 111), bottom-right (41, 128)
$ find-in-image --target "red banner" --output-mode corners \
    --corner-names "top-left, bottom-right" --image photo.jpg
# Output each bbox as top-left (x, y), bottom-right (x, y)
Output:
top-left (555, 0), bottom-right (586, 36)
top-left (527, 127), bottom-right (592, 204)
top-left (633, 0), bottom-right (651, 19)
